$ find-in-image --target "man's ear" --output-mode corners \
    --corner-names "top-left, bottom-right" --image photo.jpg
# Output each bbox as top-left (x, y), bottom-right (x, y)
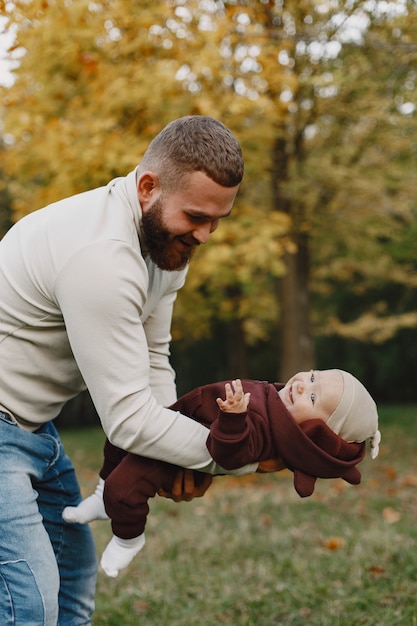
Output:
top-left (137, 172), bottom-right (160, 210)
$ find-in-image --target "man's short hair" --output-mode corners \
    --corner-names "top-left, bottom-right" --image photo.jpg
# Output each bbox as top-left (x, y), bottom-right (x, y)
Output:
top-left (139, 115), bottom-right (244, 189)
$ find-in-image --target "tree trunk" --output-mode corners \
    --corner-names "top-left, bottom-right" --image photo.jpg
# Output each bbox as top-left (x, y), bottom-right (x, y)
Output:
top-left (271, 133), bottom-right (314, 381)
top-left (226, 317), bottom-right (248, 379)
top-left (279, 239), bottom-right (314, 382)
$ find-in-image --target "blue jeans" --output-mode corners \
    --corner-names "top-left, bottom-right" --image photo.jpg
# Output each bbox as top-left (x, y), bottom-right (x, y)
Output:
top-left (0, 412), bottom-right (98, 625)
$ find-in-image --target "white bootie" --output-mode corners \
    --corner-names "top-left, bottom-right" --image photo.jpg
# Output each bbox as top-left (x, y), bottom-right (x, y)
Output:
top-left (100, 534), bottom-right (146, 578)
top-left (63, 478), bottom-right (109, 524)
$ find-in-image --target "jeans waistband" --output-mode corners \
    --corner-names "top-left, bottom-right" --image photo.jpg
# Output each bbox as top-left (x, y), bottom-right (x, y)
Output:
top-left (0, 409), bottom-right (17, 424)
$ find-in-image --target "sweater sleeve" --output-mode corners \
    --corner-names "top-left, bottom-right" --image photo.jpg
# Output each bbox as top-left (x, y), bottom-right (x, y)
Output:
top-left (54, 240), bottom-right (256, 475)
top-left (142, 288), bottom-right (179, 407)
top-left (207, 408), bottom-right (267, 470)
top-left (54, 240), bottom-right (212, 469)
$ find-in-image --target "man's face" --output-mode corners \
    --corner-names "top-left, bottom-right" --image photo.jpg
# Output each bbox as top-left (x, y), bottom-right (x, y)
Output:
top-left (140, 171), bottom-right (239, 271)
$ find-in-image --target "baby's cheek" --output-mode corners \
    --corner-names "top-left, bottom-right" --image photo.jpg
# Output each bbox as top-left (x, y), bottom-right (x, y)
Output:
top-left (288, 403), bottom-right (311, 424)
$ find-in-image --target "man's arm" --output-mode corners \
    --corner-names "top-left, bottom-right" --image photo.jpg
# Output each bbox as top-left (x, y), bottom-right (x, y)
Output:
top-left (55, 242), bottom-right (256, 475)
top-left (55, 241), bottom-right (214, 466)
top-left (143, 286), bottom-right (213, 498)
top-left (142, 282), bottom-right (181, 407)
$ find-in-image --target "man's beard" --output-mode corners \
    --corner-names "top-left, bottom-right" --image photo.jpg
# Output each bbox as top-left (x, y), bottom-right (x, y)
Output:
top-left (141, 197), bottom-right (196, 271)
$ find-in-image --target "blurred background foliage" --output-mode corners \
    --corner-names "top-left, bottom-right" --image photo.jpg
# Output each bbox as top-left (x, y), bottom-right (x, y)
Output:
top-left (1, 0), bottom-right (416, 423)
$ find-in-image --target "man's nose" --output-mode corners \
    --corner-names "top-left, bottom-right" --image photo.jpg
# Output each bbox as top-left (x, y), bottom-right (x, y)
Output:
top-left (192, 223), bottom-right (212, 244)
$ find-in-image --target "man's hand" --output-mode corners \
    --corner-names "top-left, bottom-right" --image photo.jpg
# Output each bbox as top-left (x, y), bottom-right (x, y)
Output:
top-left (216, 379), bottom-right (250, 413)
top-left (158, 469), bottom-right (213, 503)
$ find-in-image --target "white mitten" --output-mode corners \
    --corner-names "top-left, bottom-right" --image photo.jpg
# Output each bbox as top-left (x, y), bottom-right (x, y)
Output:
top-left (100, 534), bottom-right (146, 578)
top-left (63, 478), bottom-right (109, 524)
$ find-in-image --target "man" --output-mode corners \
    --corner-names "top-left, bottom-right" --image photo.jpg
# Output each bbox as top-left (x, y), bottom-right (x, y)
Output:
top-left (0, 116), bottom-right (256, 625)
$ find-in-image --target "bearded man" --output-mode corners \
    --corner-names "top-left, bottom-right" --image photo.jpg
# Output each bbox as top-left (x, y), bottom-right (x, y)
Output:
top-left (0, 116), bottom-right (255, 625)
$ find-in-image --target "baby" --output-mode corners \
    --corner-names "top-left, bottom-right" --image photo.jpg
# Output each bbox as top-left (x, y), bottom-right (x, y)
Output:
top-left (63, 369), bottom-right (380, 577)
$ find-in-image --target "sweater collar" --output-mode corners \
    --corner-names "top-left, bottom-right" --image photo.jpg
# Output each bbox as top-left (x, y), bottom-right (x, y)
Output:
top-left (107, 166), bottom-right (146, 250)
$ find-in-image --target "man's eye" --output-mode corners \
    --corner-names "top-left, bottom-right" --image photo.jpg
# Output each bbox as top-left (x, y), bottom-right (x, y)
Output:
top-left (310, 370), bottom-right (315, 383)
top-left (311, 393), bottom-right (316, 405)
top-left (188, 214), bottom-right (208, 223)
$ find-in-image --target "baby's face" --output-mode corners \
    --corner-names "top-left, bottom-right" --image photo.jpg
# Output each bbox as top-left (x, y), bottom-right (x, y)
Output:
top-left (278, 370), bottom-right (343, 425)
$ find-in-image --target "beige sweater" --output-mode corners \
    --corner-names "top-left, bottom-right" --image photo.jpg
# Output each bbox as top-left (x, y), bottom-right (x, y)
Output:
top-left (0, 168), bottom-right (255, 474)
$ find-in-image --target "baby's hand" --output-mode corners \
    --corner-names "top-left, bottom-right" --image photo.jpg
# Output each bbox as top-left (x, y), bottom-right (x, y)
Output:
top-left (216, 379), bottom-right (250, 413)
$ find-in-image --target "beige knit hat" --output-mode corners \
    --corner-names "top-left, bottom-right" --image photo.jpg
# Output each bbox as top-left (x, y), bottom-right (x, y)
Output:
top-left (326, 370), bottom-right (381, 459)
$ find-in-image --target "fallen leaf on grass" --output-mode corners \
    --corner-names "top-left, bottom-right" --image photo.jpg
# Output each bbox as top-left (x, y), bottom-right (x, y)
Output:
top-left (323, 537), bottom-right (345, 550)
top-left (133, 600), bottom-right (150, 613)
top-left (382, 507), bottom-right (401, 523)
top-left (385, 467), bottom-right (397, 480)
top-left (367, 565), bottom-right (387, 577)
top-left (326, 479), bottom-right (346, 494)
top-left (379, 597), bottom-right (394, 607)
top-left (402, 474), bottom-right (417, 487)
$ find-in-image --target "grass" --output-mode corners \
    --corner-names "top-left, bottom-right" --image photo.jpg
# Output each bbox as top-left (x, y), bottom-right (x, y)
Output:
top-left (61, 404), bottom-right (417, 625)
